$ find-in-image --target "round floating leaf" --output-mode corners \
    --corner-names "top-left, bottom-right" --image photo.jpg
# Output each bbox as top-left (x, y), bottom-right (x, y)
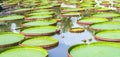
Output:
top-left (69, 42), bottom-right (120, 57)
top-left (114, 4), bottom-right (120, 8)
top-left (0, 46), bottom-right (48, 57)
top-left (80, 2), bottom-right (94, 7)
top-left (92, 13), bottom-right (120, 18)
top-left (96, 8), bottom-right (111, 10)
top-left (28, 12), bottom-right (54, 16)
top-left (95, 30), bottom-right (120, 41)
top-left (36, 5), bottom-right (53, 9)
top-left (78, 17), bottom-right (108, 25)
top-left (62, 12), bottom-right (81, 16)
top-left (21, 36), bottom-right (58, 47)
top-left (26, 15), bottom-right (52, 20)
top-left (0, 32), bottom-right (24, 46)
top-left (0, 15), bottom-right (24, 21)
top-left (22, 20), bottom-right (56, 27)
top-left (13, 8), bottom-right (33, 12)
top-left (95, 7), bottom-right (111, 12)
top-left (21, 26), bottom-right (59, 36)
top-left (69, 28), bottom-right (84, 33)
top-left (31, 9), bottom-right (52, 13)
top-left (112, 17), bottom-right (120, 22)
top-left (62, 8), bottom-right (85, 12)
top-left (115, 0), bottom-right (120, 3)
top-left (89, 22), bottom-right (120, 30)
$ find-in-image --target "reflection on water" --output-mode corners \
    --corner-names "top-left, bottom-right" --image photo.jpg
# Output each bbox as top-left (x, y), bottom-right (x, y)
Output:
top-left (0, 20), bottom-right (23, 32)
top-left (0, 25), bottom-right (10, 32)
top-left (10, 23), bottom-right (20, 33)
top-left (49, 16), bottom-right (96, 57)
top-left (59, 17), bottom-right (73, 33)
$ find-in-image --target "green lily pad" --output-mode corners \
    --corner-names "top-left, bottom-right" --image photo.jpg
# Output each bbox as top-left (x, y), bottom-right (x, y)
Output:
top-left (0, 15), bottom-right (24, 21)
top-left (36, 5), bottom-right (53, 9)
top-left (92, 13), bottom-right (120, 18)
top-left (69, 42), bottom-right (120, 57)
top-left (82, 1), bottom-right (95, 4)
top-left (0, 46), bottom-right (48, 57)
top-left (21, 36), bottom-right (58, 46)
top-left (78, 17), bottom-right (108, 24)
top-left (89, 22), bottom-right (120, 30)
top-left (81, 4), bottom-right (93, 7)
top-left (3, 0), bottom-right (20, 3)
top-left (115, 0), bottom-right (120, 2)
top-left (26, 15), bottom-right (52, 19)
top-left (53, 3), bottom-right (61, 7)
top-left (114, 4), bottom-right (120, 8)
top-left (3, 0), bottom-right (19, 6)
top-left (95, 30), bottom-right (120, 41)
top-left (80, 2), bottom-right (94, 8)
top-left (62, 8), bottom-right (85, 12)
top-left (101, 1), bottom-right (110, 5)
top-left (0, 32), bottom-right (24, 46)
top-left (31, 9), bottom-right (53, 13)
top-left (62, 12), bottom-right (81, 16)
top-left (22, 20), bottom-right (56, 27)
top-left (28, 12), bottom-right (54, 16)
top-left (21, 0), bottom-right (40, 7)
top-left (112, 17), bottom-right (120, 22)
top-left (13, 8), bottom-right (33, 12)
top-left (65, 0), bottom-right (80, 4)
top-left (95, 7), bottom-right (111, 11)
top-left (21, 26), bottom-right (58, 35)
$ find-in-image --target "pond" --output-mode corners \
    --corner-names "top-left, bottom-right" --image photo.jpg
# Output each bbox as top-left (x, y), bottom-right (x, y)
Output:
top-left (0, 0), bottom-right (119, 57)
top-left (0, 17), bottom-right (96, 57)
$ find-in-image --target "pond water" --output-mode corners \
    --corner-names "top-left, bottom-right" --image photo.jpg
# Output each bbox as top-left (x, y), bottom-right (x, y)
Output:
top-left (0, 0), bottom-right (116, 57)
top-left (49, 17), bottom-right (96, 57)
top-left (0, 17), bottom-right (96, 57)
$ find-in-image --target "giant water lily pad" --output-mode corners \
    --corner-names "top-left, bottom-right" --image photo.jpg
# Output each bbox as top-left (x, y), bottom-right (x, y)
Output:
top-left (114, 0), bottom-right (120, 3)
top-left (0, 32), bottom-right (24, 46)
top-left (21, 26), bottom-right (59, 36)
top-left (92, 13), bottom-right (120, 18)
top-left (62, 8), bottom-right (85, 12)
top-left (21, 36), bottom-right (58, 49)
top-left (62, 12), bottom-right (81, 17)
top-left (69, 42), bottom-right (120, 57)
top-left (96, 8), bottom-right (111, 11)
top-left (20, 0), bottom-right (40, 7)
top-left (89, 22), bottom-right (120, 30)
top-left (36, 5), bottom-right (53, 9)
top-left (3, 1), bottom-right (18, 7)
top-left (13, 8), bottom-right (33, 13)
top-left (80, 2), bottom-right (95, 7)
top-left (25, 15), bottom-right (52, 20)
top-left (69, 28), bottom-right (85, 33)
top-left (95, 30), bottom-right (120, 42)
top-left (31, 9), bottom-right (53, 13)
top-left (0, 46), bottom-right (48, 57)
top-left (28, 11), bottom-right (54, 16)
top-left (112, 17), bottom-right (120, 22)
top-left (0, 15), bottom-right (24, 21)
top-left (95, 7), bottom-right (111, 12)
top-left (114, 4), bottom-right (120, 8)
top-left (115, 0), bottom-right (120, 2)
top-left (77, 17), bottom-right (108, 25)
top-left (100, 1), bottom-right (111, 6)
top-left (22, 20), bottom-right (57, 27)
